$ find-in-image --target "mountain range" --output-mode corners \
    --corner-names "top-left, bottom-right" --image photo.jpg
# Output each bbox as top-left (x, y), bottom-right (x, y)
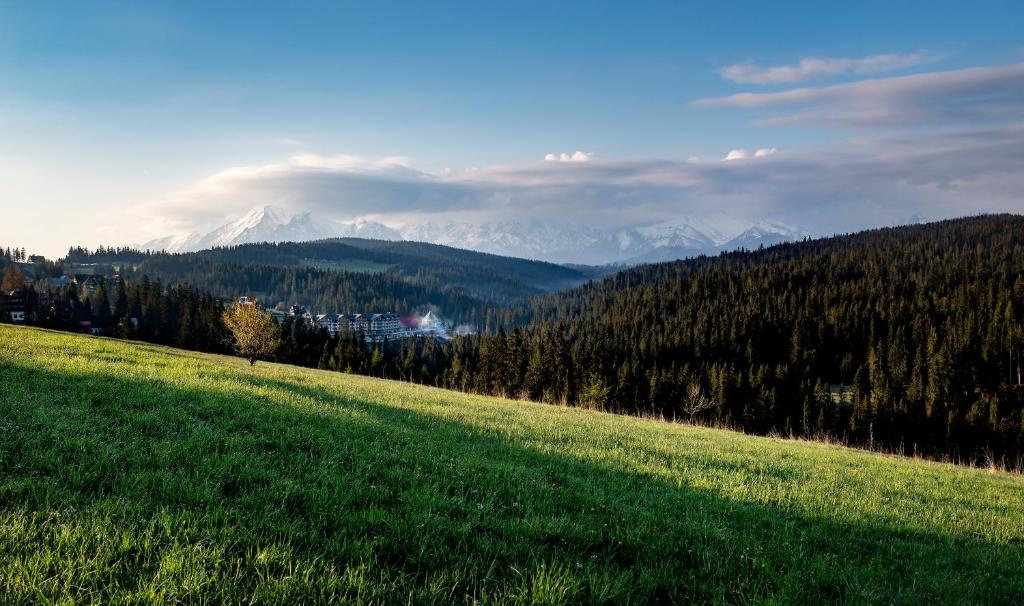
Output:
top-left (140, 206), bottom-right (811, 265)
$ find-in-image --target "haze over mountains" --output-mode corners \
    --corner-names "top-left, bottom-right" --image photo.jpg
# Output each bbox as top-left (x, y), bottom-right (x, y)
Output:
top-left (141, 205), bottom-right (810, 265)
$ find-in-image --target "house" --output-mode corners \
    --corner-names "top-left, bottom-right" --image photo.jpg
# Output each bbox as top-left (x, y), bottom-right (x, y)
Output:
top-left (348, 313), bottom-right (370, 333)
top-left (79, 276), bottom-right (99, 295)
top-left (27, 255), bottom-right (45, 263)
top-left (6, 290), bottom-right (25, 323)
top-left (306, 309), bottom-right (449, 342)
top-left (48, 275), bottom-right (72, 288)
top-left (418, 311), bottom-right (448, 335)
top-left (316, 313), bottom-right (343, 337)
top-left (289, 305), bottom-right (315, 325)
top-left (369, 312), bottom-right (400, 334)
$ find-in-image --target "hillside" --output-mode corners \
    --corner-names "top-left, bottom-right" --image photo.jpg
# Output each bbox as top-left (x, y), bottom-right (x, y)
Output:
top-left (435, 215), bottom-right (1024, 466)
top-left (2, 325), bottom-right (1022, 604)
top-left (64, 238), bottom-right (590, 320)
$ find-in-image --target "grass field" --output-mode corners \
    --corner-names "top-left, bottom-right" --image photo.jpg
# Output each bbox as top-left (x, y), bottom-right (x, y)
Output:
top-left (300, 258), bottom-right (394, 273)
top-left (1, 325), bottom-right (1022, 604)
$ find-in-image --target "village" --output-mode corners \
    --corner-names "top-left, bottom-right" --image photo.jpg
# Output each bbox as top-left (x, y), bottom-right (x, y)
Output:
top-left (2, 260), bottom-right (455, 344)
top-left (278, 300), bottom-right (452, 342)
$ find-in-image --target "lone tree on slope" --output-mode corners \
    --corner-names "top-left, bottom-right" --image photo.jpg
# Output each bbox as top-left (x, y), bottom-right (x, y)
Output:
top-left (222, 300), bottom-right (282, 366)
top-left (681, 382), bottom-right (715, 422)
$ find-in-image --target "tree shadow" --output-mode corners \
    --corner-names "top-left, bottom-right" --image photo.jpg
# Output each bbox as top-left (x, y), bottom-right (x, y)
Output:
top-left (1, 347), bottom-right (1022, 604)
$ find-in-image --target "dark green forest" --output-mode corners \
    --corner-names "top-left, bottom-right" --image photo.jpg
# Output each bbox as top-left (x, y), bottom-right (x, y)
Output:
top-left (4, 215), bottom-right (1024, 468)
top-left (439, 215), bottom-right (1024, 465)
top-left (61, 238), bottom-right (590, 324)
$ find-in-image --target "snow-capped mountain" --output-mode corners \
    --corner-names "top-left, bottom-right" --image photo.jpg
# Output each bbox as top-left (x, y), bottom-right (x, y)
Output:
top-left (191, 206), bottom-right (342, 250)
top-left (140, 206), bottom-right (399, 253)
top-left (720, 220), bottom-right (810, 251)
top-left (139, 205), bottom-right (811, 265)
top-left (397, 220), bottom-right (652, 264)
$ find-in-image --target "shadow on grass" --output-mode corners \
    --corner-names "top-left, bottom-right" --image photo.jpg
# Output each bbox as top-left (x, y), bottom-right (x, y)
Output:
top-left (1, 347), bottom-right (1022, 605)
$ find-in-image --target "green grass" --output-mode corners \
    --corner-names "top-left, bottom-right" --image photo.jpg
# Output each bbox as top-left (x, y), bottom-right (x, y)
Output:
top-left (300, 258), bottom-right (394, 273)
top-left (1, 325), bottom-right (1022, 604)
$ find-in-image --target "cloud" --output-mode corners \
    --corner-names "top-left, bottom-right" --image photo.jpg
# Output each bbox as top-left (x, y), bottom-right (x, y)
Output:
top-left (139, 124), bottom-right (1024, 241)
top-left (723, 148), bottom-right (776, 161)
top-left (140, 153), bottom-right (470, 232)
top-left (695, 62), bottom-right (1024, 127)
top-left (544, 150), bottom-right (593, 162)
top-left (721, 52), bottom-right (939, 84)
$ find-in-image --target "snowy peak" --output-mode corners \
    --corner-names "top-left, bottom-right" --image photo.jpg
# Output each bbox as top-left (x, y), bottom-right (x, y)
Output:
top-left (722, 221), bottom-right (809, 251)
top-left (139, 205), bottom-right (812, 264)
top-left (140, 207), bottom-right (403, 253)
top-left (198, 205), bottom-right (297, 249)
top-left (242, 205), bottom-right (291, 227)
top-left (345, 220), bottom-right (402, 241)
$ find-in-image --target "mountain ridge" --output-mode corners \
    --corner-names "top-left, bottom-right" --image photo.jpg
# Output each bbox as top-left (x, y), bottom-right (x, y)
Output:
top-left (140, 206), bottom-right (810, 264)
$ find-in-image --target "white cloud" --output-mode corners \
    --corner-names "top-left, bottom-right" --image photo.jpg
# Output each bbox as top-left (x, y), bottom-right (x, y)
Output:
top-left (545, 150), bottom-right (593, 162)
top-left (138, 124), bottom-right (1024, 240)
top-left (723, 148), bottom-right (776, 160)
top-left (721, 52), bottom-right (940, 84)
top-left (695, 62), bottom-right (1024, 127)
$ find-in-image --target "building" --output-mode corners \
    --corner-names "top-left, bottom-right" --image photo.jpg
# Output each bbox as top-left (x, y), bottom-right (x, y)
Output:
top-left (289, 304), bottom-right (315, 325)
top-left (48, 275), bottom-right (72, 288)
top-left (302, 307), bottom-right (448, 342)
top-left (6, 290), bottom-right (25, 323)
top-left (79, 276), bottom-right (99, 295)
top-left (370, 312), bottom-right (400, 334)
top-left (315, 313), bottom-right (343, 337)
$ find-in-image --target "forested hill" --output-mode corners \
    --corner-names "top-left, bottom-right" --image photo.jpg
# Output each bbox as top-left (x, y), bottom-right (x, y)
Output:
top-left (522, 215), bottom-right (1024, 322)
top-left (441, 215), bottom-right (1024, 466)
top-left (63, 238), bottom-right (591, 322)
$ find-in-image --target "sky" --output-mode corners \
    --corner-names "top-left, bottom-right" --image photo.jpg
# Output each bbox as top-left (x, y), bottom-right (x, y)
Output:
top-left (1, 1), bottom-right (1023, 257)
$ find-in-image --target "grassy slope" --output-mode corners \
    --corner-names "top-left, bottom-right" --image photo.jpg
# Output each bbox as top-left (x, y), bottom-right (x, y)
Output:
top-left (299, 258), bottom-right (395, 273)
top-left (1, 326), bottom-right (1022, 605)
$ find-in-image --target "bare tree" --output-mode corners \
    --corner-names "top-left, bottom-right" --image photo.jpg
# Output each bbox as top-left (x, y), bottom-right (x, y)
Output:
top-left (222, 300), bottom-right (282, 366)
top-left (681, 382), bottom-right (715, 422)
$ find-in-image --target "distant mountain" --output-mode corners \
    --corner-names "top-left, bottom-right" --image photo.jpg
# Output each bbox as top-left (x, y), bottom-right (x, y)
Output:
top-left (140, 205), bottom-right (810, 264)
top-left (721, 220), bottom-right (810, 250)
top-left (398, 221), bottom-right (653, 265)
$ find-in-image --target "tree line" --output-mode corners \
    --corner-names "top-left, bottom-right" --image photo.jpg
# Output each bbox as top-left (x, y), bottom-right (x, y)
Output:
top-left (427, 216), bottom-right (1024, 467)
top-left (61, 239), bottom-right (586, 327)
top-left (221, 216), bottom-right (1024, 467)
top-left (7, 215), bottom-right (1024, 468)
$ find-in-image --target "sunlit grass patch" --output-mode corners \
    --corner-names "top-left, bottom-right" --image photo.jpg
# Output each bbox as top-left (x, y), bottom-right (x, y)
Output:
top-left (1, 325), bottom-right (1022, 604)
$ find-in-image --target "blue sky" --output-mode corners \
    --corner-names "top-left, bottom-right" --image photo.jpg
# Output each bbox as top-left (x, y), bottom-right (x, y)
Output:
top-left (1, 1), bottom-right (1023, 256)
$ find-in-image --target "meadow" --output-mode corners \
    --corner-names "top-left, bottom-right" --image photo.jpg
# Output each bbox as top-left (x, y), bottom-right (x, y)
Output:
top-left (1, 324), bottom-right (1022, 604)
top-left (299, 258), bottom-right (394, 273)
